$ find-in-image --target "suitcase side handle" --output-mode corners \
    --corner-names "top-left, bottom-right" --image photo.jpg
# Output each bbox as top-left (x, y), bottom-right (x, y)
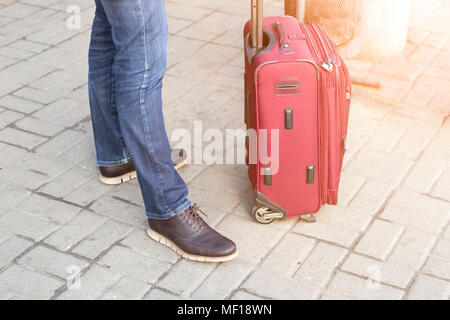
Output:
top-left (273, 21), bottom-right (295, 54)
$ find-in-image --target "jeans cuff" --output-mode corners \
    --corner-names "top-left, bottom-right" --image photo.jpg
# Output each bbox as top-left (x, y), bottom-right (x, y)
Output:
top-left (96, 157), bottom-right (132, 167)
top-left (146, 199), bottom-right (192, 220)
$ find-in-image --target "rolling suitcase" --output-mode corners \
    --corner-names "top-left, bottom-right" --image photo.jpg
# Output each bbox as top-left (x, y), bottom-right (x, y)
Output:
top-left (244, 0), bottom-right (351, 224)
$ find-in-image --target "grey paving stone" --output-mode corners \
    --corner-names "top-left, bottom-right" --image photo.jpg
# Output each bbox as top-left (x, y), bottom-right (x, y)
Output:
top-left (422, 255), bottom-right (450, 280)
top-left (294, 242), bottom-right (348, 288)
top-left (72, 220), bottom-right (132, 260)
top-left (144, 288), bottom-right (183, 300)
top-left (0, 109), bottom-right (24, 129)
top-left (191, 259), bottom-right (253, 299)
top-left (33, 98), bottom-right (79, 122)
top-left (44, 210), bottom-right (107, 251)
top-left (57, 265), bottom-right (121, 300)
top-left (9, 39), bottom-right (48, 54)
top-left (89, 196), bottom-right (147, 227)
top-left (406, 274), bottom-right (450, 300)
top-left (15, 193), bottom-right (81, 225)
top-left (0, 264), bottom-right (63, 299)
top-left (63, 177), bottom-right (112, 207)
top-left (120, 228), bottom-right (179, 264)
top-left (39, 165), bottom-right (95, 198)
top-left (260, 233), bottom-right (316, 278)
top-left (242, 269), bottom-right (320, 300)
top-left (14, 117), bottom-right (65, 137)
top-left (230, 290), bottom-right (266, 300)
top-left (18, 245), bottom-right (89, 279)
top-left (0, 210), bottom-right (61, 241)
top-left (35, 129), bottom-right (86, 156)
top-left (107, 182), bottom-right (144, 207)
top-left (341, 253), bottom-right (416, 289)
top-left (216, 214), bottom-right (285, 265)
top-left (0, 95), bottom-right (43, 114)
top-left (100, 276), bottom-right (151, 300)
top-left (157, 259), bottom-right (216, 296)
top-left (0, 127), bottom-right (47, 149)
top-left (17, 152), bottom-right (73, 178)
top-left (326, 272), bottom-right (405, 300)
top-left (97, 245), bottom-right (171, 284)
top-left (0, 235), bottom-right (33, 270)
top-left (0, 165), bottom-right (50, 190)
top-left (0, 182), bottom-right (32, 214)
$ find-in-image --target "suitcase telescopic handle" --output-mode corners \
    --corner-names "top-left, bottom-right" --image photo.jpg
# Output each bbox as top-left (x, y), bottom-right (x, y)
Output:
top-left (251, 0), bottom-right (263, 50)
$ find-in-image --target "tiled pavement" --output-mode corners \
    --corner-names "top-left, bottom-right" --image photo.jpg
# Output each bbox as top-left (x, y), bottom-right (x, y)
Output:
top-left (0, 0), bottom-right (449, 300)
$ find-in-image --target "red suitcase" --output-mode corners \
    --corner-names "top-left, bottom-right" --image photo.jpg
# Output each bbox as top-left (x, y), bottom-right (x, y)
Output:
top-left (244, 0), bottom-right (351, 224)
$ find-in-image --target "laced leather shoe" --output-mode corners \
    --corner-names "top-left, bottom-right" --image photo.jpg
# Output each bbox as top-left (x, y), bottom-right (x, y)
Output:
top-left (99, 148), bottom-right (188, 185)
top-left (147, 204), bottom-right (238, 262)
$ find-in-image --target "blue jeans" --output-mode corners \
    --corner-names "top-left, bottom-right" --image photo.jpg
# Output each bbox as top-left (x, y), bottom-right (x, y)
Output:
top-left (88, 0), bottom-right (191, 219)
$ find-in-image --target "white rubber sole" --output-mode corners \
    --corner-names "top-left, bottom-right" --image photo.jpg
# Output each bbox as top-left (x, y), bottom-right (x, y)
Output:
top-left (99, 158), bottom-right (188, 185)
top-left (146, 228), bottom-right (238, 263)
top-left (100, 170), bottom-right (137, 185)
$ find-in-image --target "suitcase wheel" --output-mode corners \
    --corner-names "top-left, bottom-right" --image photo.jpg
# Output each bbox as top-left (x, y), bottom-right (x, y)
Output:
top-left (253, 206), bottom-right (278, 224)
top-left (300, 213), bottom-right (316, 223)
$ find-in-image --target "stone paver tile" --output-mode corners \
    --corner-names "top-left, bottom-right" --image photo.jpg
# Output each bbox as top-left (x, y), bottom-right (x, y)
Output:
top-left (337, 171), bottom-right (366, 206)
top-left (57, 265), bottom-right (121, 300)
top-left (144, 288), bottom-right (183, 300)
top-left (18, 152), bottom-right (72, 178)
top-left (100, 276), bottom-right (151, 300)
top-left (230, 290), bottom-right (266, 300)
top-left (355, 220), bottom-right (405, 261)
top-left (63, 177), bottom-right (112, 207)
top-left (107, 183), bottom-right (144, 207)
top-left (0, 109), bottom-right (24, 129)
top-left (0, 127), bottom-right (47, 149)
top-left (260, 233), bottom-right (315, 278)
top-left (402, 84), bottom-right (437, 108)
top-left (120, 229), bottom-right (179, 264)
top-left (9, 39), bottom-right (48, 54)
top-left (341, 254), bottom-right (415, 289)
top-left (380, 189), bottom-right (450, 234)
top-left (294, 242), bottom-right (348, 288)
top-left (406, 274), bottom-right (450, 300)
top-left (408, 28), bottom-right (431, 45)
top-left (0, 236), bottom-right (33, 270)
top-left (366, 122), bottom-right (406, 153)
top-left (72, 220), bottom-right (132, 260)
top-left (216, 214), bottom-right (284, 265)
top-left (89, 196), bottom-right (147, 227)
top-left (157, 259), bottom-right (216, 296)
top-left (192, 167), bottom-right (251, 195)
top-left (431, 169), bottom-right (450, 201)
top-left (0, 95), bottom-right (43, 114)
top-left (242, 269), bottom-right (320, 300)
top-left (188, 182), bottom-right (242, 212)
top-left (0, 2), bottom-right (41, 19)
top-left (0, 264), bottom-right (63, 300)
top-left (293, 219), bottom-right (360, 248)
top-left (0, 183), bottom-right (31, 213)
top-left (14, 117), bottom-right (64, 137)
top-left (0, 165), bottom-right (50, 190)
top-left (39, 165), bottom-right (95, 198)
top-left (407, 46), bottom-right (438, 65)
top-left (427, 90), bottom-right (450, 114)
top-left (313, 205), bottom-right (373, 233)
top-left (402, 160), bottom-right (445, 193)
top-left (422, 255), bottom-right (450, 280)
top-left (44, 211), bottom-right (107, 251)
top-left (192, 259), bottom-right (253, 299)
top-left (18, 245), bottom-right (89, 279)
top-left (433, 238), bottom-right (450, 259)
top-left (0, 210), bottom-right (60, 241)
top-left (319, 291), bottom-right (352, 300)
top-left (33, 98), bottom-right (79, 122)
top-left (16, 193), bottom-right (81, 225)
top-left (388, 227), bottom-right (437, 270)
top-left (327, 272), bottom-right (405, 300)
top-left (35, 129), bottom-right (86, 157)
top-left (97, 245), bottom-right (171, 284)
top-left (348, 179), bottom-right (394, 216)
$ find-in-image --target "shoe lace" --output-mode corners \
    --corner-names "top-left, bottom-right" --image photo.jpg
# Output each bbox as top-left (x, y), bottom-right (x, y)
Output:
top-left (183, 204), bottom-right (208, 231)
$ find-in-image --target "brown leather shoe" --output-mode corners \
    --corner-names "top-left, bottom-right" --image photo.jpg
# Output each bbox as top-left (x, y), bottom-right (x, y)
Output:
top-left (147, 204), bottom-right (238, 262)
top-left (99, 148), bottom-right (188, 185)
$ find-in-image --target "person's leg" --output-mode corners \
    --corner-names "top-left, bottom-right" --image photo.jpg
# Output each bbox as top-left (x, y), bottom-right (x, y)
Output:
top-left (88, 0), bottom-right (130, 167)
top-left (98, 0), bottom-right (190, 218)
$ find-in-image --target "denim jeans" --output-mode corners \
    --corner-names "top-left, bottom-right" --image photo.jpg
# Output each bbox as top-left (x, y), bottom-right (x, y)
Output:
top-left (88, 0), bottom-right (191, 219)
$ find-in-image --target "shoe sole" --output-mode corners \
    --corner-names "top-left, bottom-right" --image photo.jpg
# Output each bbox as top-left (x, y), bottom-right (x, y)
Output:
top-left (146, 228), bottom-right (238, 263)
top-left (100, 158), bottom-right (188, 186)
